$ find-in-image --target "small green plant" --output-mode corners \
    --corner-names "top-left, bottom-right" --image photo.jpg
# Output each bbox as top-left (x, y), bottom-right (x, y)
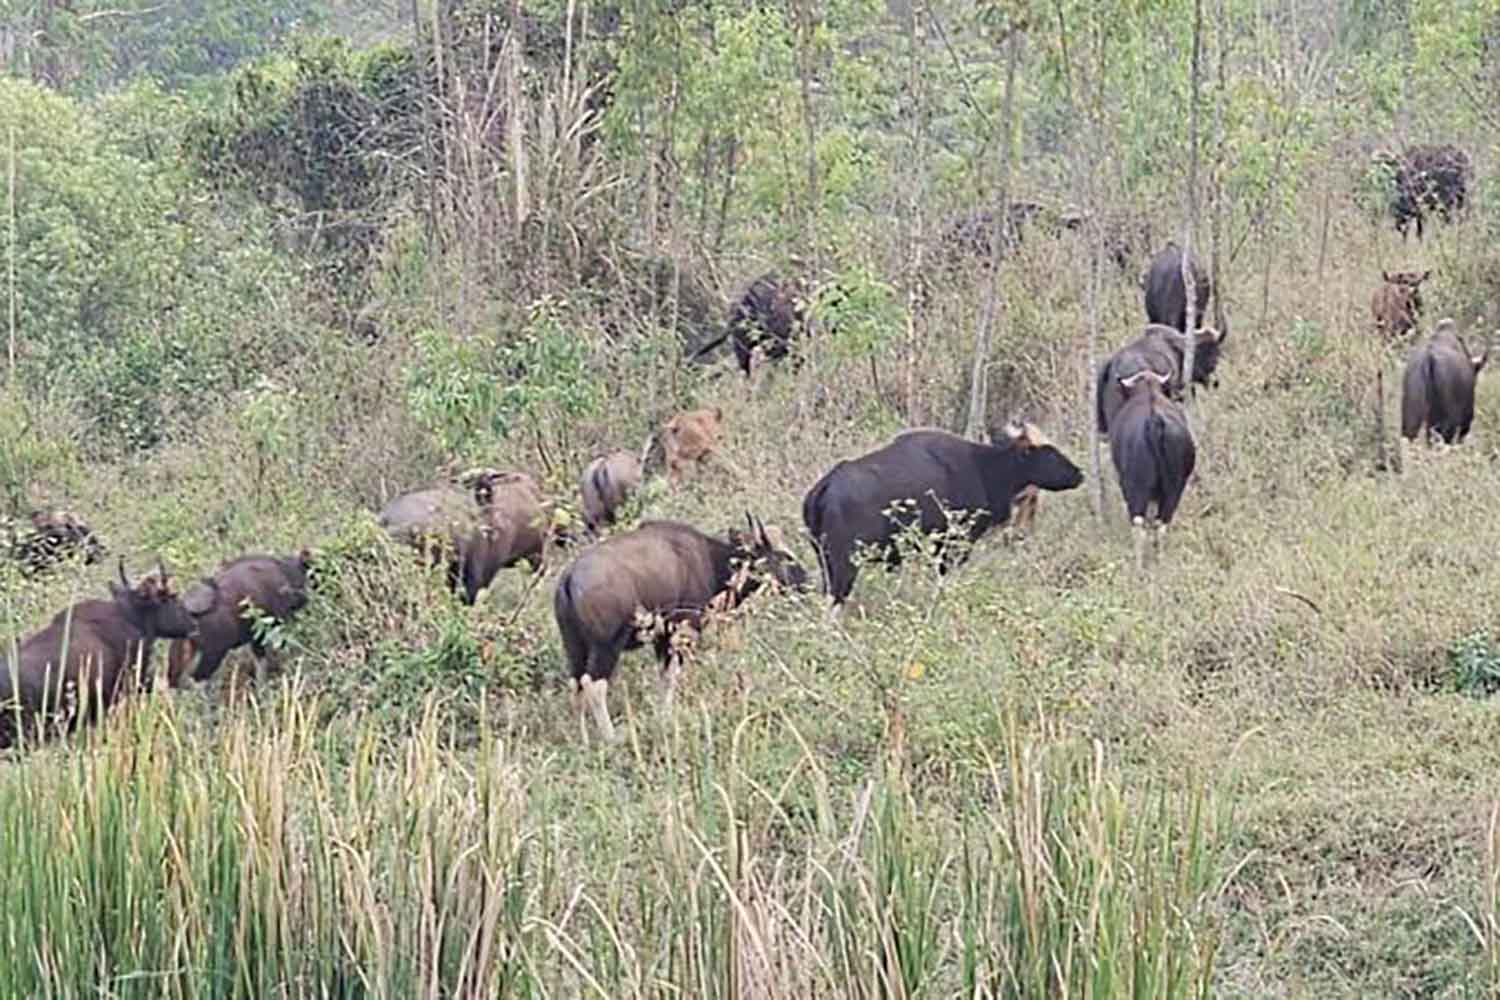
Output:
top-left (1448, 631), bottom-right (1500, 698)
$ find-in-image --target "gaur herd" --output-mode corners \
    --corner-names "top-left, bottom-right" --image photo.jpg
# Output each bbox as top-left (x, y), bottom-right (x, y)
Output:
top-left (2, 141), bottom-right (1488, 747)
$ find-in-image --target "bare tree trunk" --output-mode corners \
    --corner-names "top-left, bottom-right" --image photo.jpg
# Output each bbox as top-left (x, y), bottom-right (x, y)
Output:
top-left (793, 0), bottom-right (819, 271)
top-left (903, 0), bottom-right (929, 424)
top-left (1179, 0), bottom-right (1204, 420)
top-left (7, 123), bottom-right (15, 383)
top-left (965, 26), bottom-right (1021, 441)
top-left (1211, 0), bottom-right (1229, 337)
top-left (414, 0), bottom-right (445, 323)
top-left (507, 0), bottom-right (529, 228)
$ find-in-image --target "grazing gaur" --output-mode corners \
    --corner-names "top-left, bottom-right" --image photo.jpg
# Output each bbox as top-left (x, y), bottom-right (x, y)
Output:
top-left (686, 272), bottom-right (809, 376)
top-left (661, 407), bottom-right (740, 486)
top-left (4, 509), bottom-right (106, 576)
top-left (166, 551), bottom-right (312, 689)
top-left (379, 470), bottom-right (551, 605)
top-left (936, 201), bottom-right (1051, 268)
top-left (580, 450), bottom-right (644, 532)
top-left (1108, 371), bottom-right (1196, 568)
top-left (1372, 269), bottom-right (1430, 340)
top-left (1143, 243), bottom-right (1213, 333)
top-left (1401, 318), bottom-right (1490, 449)
top-left (1095, 324), bottom-right (1227, 435)
top-left (554, 515), bottom-right (808, 742)
top-left (802, 425), bottom-right (1084, 606)
top-left (0, 560), bottom-right (197, 749)
top-left (1376, 145), bottom-right (1471, 241)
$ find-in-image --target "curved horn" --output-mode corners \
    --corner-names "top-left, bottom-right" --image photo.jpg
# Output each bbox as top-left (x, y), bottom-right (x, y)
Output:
top-left (118, 555), bottom-right (129, 587)
top-left (1474, 335), bottom-right (1490, 372)
top-left (157, 555), bottom-right (169, 581)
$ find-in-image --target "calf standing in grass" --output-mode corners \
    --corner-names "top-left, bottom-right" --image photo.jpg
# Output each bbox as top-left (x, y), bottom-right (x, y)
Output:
top-left (661, 407), bottom-right (740, 486)
top-left (1372, 270), bottom-right (1429, 341)
top-left (1401, 318), bottom-right (1489, 451)
top-left (579, 450), bottom-right (643, 532)
top-left (554, 515), bottom-right (807, 743)
top-left (802, 424), bottom-right (1084, 606)
top-left (1109, 371), bottom-right (1196, 568)
top-left (0, 560), bottom-right (197, 748)
top-left (167, 550), bottom-right (312, 689)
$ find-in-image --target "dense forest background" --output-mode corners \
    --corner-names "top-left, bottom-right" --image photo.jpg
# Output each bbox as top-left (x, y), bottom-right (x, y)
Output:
top-left (3, 1), bottom-right (1500, 997)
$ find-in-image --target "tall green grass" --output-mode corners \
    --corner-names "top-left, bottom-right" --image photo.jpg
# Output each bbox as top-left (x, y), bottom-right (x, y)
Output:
top-left (0, 689), bottom-right (1225, 999)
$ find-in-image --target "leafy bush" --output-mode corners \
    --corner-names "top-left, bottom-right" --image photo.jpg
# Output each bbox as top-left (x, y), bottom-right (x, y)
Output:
top-left (1448, 631), bottom-right (1500, 698)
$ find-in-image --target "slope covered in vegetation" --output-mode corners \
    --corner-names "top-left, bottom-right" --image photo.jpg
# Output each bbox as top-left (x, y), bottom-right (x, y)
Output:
top-left (3, 1), bottom-right (1500, 996)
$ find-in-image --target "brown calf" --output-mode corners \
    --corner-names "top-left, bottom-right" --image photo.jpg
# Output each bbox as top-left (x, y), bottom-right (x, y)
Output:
top-left (662, 407), bottom-right (741, 486)
top-left (1372, 269), bottom-right (1430, 340)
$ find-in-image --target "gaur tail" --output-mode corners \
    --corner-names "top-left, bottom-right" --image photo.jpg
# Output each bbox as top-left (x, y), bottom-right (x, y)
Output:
top-left (802, 476), bottom-right (830, 545)
top-left (1094, 360), bottom-right (1112, 435)
top-left (1401, 350), bottom-right (1434, 439)
top-left (687, 326), bottom-right (732, 362)
top-left (1147, 412), bottom-right (1191, 509)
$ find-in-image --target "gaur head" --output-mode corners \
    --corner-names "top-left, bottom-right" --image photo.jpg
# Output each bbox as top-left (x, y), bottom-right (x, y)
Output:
top-left (727, 512), bottom-right (809, 594)
top-left (997, 422), bottom-right (1085, 492)
top-left (1161, 325), bottom-right (1227, 389)
top-left (110, 557), bottom-right (198, 640)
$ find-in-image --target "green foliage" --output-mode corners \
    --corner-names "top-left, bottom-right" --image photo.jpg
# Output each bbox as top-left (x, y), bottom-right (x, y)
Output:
top-left (12, 0), bottom-right (328, 93)
top-left (493, 298), bottom-right (605, 444)
top-left (0, 78), bottom-right (302, 452)
top-left (816, 266), bottom-right (903, 362)
top-left (407, 327), bottom-right (502, 457)
top-left (0, 384), bottom-right (83, 515)
top-left (1448, 631), bottom-right (1500, 698)
top-left (186, 36), bottom-right (424, 294)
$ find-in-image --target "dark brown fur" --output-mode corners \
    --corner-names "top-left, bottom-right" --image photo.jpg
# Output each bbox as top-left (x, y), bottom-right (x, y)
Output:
top-left (1096, 324), bottom-right (1227, 435)
top-left (580, 451), bottom-right (643, 531)
top-left (166, 551), bottom-right (312, 687)
top-left (801, 425), bottom-right (1084, 605)
top-left (4, 509), bottom-right (106, 576)
top-left (380, 471), bottom-right (551, 605)
top-left (554, 516), bottom-right (807, 740)
top-left (1143, 243), bottom-right (1212, 333)
top-left (0, 561), bottom-right (197, 748)
top-left (1401, 319), bottom-right (1489, 445)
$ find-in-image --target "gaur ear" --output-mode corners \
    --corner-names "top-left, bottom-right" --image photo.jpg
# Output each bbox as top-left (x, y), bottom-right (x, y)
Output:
top-left (182, 581), bottom-right (218, 616)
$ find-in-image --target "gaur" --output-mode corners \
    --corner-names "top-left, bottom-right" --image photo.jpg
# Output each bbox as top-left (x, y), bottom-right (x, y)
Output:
top-left (0, 559), bottom-right (197, 748)
top-left (1095, 323), bottom-right (1226, 435)
top-left (166, 550), bottom-right (312, 688)
top-left (1371, 269), bottom-right (1430, 340)
top-left (1108, 370), bottom-right (1197, 568)
top-left (1143, 243), bottom-right (1213, 333)
top-left (379, 470), bottom-right (551, 605)
top-left (580, 450), bottom-right (643, 532)
top-left (802, 424), bottom-right (1084, 606)
top-left (554, 515), bottom-right (807, 742)
top-left (1401, 318), bottom-right (1489, 447)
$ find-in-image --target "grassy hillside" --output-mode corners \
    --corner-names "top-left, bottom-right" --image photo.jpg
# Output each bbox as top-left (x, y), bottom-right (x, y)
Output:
top-left (4, 1), bottom-right (1500, 996)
